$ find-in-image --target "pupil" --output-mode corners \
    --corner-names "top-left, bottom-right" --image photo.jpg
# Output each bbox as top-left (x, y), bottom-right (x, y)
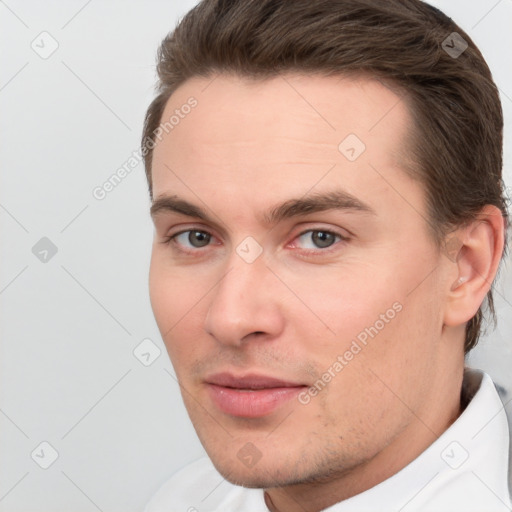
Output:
top-left (313, 231), bottom-right (334, 248)
top-left (190, 231), bottom-right (210, 247)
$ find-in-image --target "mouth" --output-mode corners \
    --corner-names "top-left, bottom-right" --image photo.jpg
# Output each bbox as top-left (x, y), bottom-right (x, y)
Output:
top-left (204, 373), bottom-right (308, 418)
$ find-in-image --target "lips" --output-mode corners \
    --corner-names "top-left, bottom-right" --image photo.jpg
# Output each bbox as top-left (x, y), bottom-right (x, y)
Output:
top-left (205, 373), bottom-right (307, 418)
top-left (206, 373), bottom-right (304, 390)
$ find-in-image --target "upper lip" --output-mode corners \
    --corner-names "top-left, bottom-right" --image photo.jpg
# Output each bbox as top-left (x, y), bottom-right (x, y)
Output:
top-left (205, 372), bottom-right (306, 390)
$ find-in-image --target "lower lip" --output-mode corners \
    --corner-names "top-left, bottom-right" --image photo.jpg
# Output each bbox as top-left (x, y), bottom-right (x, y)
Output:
top-left (207, 384), bottom-right (305, 418)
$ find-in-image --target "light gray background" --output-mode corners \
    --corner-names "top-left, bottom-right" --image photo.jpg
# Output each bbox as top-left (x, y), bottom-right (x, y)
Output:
top-left (1, 1), bottom-right (511, 511)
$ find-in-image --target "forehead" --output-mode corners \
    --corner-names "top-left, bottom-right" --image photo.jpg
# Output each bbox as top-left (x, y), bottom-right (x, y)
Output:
top-left (151, 73), bottom-right (418, 219)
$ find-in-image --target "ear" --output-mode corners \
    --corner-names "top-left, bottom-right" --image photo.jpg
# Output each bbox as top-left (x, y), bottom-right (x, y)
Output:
top-left (443, 205), bottom-right (505, 327)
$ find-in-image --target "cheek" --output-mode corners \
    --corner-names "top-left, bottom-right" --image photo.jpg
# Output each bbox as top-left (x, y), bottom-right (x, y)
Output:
top-left (149, 252), bottom-right (194, 354)
top-left (149, 251), bottom-right (219, 375)
top-left (289, 256), bottom-right (441, 408)
top-left (320, 286), bottom-right (442, 438)
top-left (149, 253), bottom-right (173, 328)
top-left (149, 248), bottom-right (199, 322)
top-left (282, 264), bottom-right (404, 355)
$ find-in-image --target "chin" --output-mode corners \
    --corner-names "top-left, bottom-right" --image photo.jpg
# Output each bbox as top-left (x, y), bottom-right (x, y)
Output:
top-left (206, 451), bottom-right (311, 489)
top-left (220, 468), bottom-right (299, 489)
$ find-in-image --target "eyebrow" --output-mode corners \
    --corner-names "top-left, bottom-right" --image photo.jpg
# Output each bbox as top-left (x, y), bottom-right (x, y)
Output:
top-left (150, 190), bottom-right (376, 226)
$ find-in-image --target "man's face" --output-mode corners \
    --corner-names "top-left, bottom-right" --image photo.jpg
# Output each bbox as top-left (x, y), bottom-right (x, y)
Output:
top-left (149, 74), bottom-right (452, 487)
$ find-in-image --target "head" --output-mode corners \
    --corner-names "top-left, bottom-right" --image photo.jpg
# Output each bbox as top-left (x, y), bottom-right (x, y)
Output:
top-left (144, 0), bottom-right (508, 495)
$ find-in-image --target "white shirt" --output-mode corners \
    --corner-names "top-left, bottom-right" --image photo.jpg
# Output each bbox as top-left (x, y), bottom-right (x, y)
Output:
top-left (145, 369), bottom-right (512, 511)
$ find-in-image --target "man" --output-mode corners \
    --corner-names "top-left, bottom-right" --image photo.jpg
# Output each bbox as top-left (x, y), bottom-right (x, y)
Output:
top-left (142, 0), bottom-right (511, 510)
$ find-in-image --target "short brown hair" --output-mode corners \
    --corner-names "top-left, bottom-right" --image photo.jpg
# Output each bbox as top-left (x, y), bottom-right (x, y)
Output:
top-left (142, 0), bottom-right (508, 353)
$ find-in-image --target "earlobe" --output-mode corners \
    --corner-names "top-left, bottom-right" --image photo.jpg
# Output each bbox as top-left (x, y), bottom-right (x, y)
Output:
top-left (443, 205), bottom-right (505, 327)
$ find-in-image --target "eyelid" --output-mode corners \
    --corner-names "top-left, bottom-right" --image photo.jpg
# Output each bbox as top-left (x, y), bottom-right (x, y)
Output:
top-left (161, 223), bottom-right (218, 241)
top-left (290, 219), bottom-right (351, 240)
top-left (294, 226), bottom-right (350, 239)
top-left (288, 227), bottom-right (349, 253)
top-left (161, 227), bottom-right (219, 250)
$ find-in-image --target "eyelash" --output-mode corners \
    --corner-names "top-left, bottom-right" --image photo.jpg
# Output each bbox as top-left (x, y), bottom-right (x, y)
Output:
top-left (160, 228), bottom-right (349, 256)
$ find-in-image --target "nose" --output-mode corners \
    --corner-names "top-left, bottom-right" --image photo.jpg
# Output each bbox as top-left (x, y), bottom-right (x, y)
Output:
top-left (204, 251), bottom-right (285, 347)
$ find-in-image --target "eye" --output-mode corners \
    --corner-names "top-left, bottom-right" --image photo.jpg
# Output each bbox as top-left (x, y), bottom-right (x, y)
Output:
top-left (294, 229), bottom-right (346, 250)
top-left (161, 227), bottom-right (347, 255)
top-left (165, 230), bottom-right (212, 250)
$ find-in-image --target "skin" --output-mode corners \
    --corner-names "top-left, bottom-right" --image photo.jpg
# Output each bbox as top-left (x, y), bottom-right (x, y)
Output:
top-left (148, 73), bottom-right (504, 512)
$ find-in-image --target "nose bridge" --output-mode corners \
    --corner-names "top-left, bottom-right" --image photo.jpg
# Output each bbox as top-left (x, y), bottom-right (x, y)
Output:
top-left (204, 246), bottom-right (283, 345)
